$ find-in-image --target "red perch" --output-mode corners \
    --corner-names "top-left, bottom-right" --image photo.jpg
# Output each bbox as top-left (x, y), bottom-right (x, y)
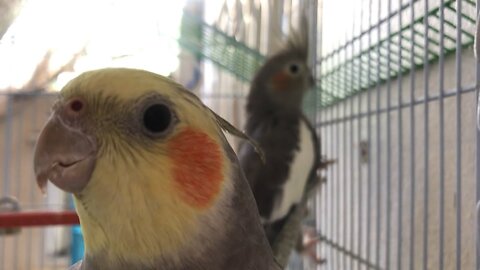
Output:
top-left (0, 211), bottom-right (79, 228)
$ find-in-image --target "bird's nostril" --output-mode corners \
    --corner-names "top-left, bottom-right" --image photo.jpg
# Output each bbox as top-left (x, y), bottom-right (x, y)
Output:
top-left (67, 99), bottom-right (84, 113)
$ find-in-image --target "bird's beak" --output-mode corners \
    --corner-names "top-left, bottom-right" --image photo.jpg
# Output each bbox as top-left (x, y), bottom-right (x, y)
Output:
top-left (33, 111), bottom-right (97, 194)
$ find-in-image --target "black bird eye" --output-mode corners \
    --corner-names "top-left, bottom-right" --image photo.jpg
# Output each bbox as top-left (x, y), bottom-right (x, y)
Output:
top-left (288, 63), bottom-right (300, 75)
top-left (143, 104), bottom-right (172, 134)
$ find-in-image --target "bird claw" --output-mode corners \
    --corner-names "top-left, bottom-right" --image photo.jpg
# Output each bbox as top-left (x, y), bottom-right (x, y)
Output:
top-left (299, 227), bottom-right (326, 265)
top-left (318, 158), bottom-right (336, 170)
top-left (302, 237), bottom-right (326, 265)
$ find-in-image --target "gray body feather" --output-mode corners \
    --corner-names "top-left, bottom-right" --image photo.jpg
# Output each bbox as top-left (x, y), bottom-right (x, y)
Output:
top-left (239, 108), bottom-right (320, 243)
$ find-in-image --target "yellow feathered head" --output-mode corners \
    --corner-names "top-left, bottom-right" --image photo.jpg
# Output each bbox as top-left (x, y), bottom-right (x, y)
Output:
top-left (33, 68), bottom-right (261, 267)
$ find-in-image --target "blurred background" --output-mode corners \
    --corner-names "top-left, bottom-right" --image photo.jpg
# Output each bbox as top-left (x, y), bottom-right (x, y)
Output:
top-left (0, 0), bottom-right (479, 269)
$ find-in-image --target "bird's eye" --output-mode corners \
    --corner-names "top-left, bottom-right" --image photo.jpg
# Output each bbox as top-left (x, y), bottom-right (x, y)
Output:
top-left (142, 103), bottom-right (172, 134)
top-left (287, 63), bottom-right (301, 75)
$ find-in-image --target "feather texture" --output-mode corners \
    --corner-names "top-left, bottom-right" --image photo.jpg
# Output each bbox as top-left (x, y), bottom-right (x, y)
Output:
top-left (35, 68), bottom-right (280, 270)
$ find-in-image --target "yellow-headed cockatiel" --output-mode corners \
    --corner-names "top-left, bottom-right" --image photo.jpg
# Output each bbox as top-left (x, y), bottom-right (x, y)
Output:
top-left (33, 68), bottom-right (281, 270)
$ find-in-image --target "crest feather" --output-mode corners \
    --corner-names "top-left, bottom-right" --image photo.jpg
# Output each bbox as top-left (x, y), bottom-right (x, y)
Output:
top-left (283, 14), bottom-right (309, 60)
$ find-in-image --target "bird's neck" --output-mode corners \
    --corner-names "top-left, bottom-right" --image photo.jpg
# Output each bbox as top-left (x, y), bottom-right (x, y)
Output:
top-left (247, 88), bottom-right (302, 118)
top-left (245, 96), bottom-right (302, 134)
top-left (71, 143), bottom-right (276, 269)
top-left (72, 157), bottom-right (230, 269)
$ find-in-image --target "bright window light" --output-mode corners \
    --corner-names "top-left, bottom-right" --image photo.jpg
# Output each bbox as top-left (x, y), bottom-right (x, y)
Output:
top-left (0, 0), bottom-right (186, 92)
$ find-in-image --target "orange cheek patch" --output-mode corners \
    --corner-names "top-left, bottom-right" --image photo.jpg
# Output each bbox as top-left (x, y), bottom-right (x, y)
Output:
top-left (167, 128), bottom-right (224, 209)
top-left (271, 72), bottom-right (290, 91)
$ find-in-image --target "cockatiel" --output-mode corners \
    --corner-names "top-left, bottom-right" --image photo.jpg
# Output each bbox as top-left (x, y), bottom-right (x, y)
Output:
top-left (33, 68), bottom-right (281, 270)
top-left (237, 21), bottom-right (324, 263)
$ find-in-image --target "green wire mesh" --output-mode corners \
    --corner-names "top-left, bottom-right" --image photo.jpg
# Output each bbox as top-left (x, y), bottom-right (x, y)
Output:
top-left (178, 14), bottom-right (265, 83)
top-left (178, 0), bottom-right (477, 108)
top-left (318, 0), bottom-right (477, 107)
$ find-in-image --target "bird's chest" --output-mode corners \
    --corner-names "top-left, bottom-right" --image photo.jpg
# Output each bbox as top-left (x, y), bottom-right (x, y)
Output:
top-left (268, 119), bottom-right (316, 222)
top-left (257, 117), bottom-right (299, 148)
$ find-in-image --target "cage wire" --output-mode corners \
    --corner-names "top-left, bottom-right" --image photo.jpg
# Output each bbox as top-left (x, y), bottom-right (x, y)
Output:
top-left (181, 0), bottom-right (480, 269)
top-left (1, 0), bottom-right (480, 269)
top-left (316, 0), bottom-right (479, 270)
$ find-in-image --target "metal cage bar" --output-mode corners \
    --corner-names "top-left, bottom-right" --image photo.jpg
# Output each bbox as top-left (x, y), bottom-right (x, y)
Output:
top-left (343, 7), bottom-right (351, 268)
top-left (349, 4), bottom-right (355, 268)
top-left (455, 0), bottom-right (463, 269)
top-left (396, 0), bottom-right (405, 269)
top-left (438, 1), bottom-right (447, 270)
top-left (374, 1), bottom-right (383, 268)
top-left (316, 0), bottom-right (478, 269)
top-left (476, 0), bottom-right (480, 269)
top-left (422, 0), bottom-right (431, 269)
top-left (366, 0), bottom-right (374, 267)
top-left (385, 0), bottom-right (393, 267)
top-left (356, 1), bottom-right (365, 269)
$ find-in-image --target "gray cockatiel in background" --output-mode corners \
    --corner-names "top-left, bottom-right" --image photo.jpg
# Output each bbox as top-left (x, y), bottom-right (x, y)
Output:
top-left (237, 18), bottom-right (327, 265)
